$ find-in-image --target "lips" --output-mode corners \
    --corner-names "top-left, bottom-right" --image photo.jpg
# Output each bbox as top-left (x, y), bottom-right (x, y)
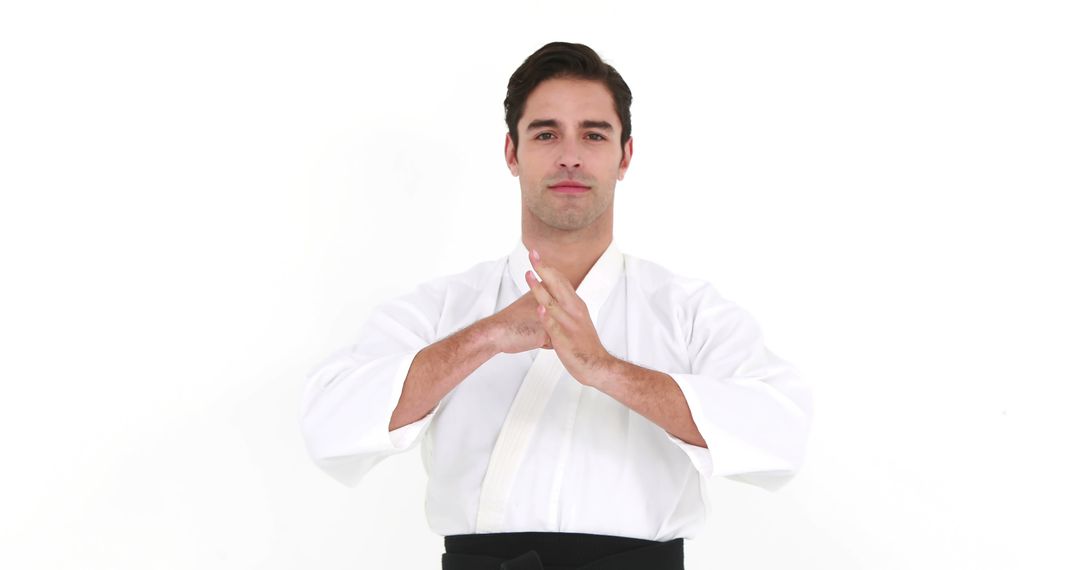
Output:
top-left (549, 181), bottom-right (590, 193)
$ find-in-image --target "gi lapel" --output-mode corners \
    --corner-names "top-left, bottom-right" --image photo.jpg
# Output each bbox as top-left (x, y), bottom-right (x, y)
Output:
top-left (474, 238), bottom-right (624, 532)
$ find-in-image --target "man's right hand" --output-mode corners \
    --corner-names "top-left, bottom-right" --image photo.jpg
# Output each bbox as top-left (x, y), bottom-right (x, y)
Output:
top-left (484, 292), bottom-right (552, 354)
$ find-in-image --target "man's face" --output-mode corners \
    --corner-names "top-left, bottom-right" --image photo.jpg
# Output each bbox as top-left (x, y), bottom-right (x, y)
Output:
top-left (505, 77), bottom-right (633, 232)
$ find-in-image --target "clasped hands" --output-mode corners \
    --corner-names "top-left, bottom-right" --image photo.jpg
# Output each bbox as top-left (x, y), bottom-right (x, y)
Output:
top-left (524, 248), bottom-right (614, 386)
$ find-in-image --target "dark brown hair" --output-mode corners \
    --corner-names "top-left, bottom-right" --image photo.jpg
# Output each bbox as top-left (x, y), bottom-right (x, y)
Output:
top-left (504, 42), bottom-right (632, 160)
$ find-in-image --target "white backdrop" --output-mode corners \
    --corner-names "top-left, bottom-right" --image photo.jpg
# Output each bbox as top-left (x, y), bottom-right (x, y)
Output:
top-left (2, 1), bottom-right (1077, 568)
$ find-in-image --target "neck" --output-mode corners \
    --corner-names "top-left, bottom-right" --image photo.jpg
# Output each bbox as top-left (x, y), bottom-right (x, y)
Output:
top-left (521, 230), bottom-right (612, 291)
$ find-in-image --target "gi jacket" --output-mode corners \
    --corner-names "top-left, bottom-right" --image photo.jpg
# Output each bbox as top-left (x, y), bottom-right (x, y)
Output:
top-left (299, 238), bottom-right (813, 541)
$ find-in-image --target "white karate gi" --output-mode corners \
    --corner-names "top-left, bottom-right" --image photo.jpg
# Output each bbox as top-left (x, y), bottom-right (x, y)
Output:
top-left (299, 238), bottom-right (813, 541)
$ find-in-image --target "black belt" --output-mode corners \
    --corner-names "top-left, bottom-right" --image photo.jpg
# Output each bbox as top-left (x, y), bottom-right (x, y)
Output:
top-left (442, 531), bottom-right (684, 570)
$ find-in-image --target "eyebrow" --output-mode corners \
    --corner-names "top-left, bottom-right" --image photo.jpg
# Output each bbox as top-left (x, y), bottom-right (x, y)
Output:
top-left (525, 119), bottom-right (614, 132)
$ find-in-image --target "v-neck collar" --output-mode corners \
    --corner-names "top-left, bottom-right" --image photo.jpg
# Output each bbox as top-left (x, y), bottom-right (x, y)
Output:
top-left (506, 237), bottom-right (625, 323)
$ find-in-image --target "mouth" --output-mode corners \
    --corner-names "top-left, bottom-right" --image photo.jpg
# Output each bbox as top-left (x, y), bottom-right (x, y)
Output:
top-left (548, 183), bottom-right (591, 194)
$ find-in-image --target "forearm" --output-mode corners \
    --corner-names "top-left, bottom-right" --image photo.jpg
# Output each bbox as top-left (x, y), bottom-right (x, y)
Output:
top-left (590, 356), bottom-right (708, 448)
top-left (388, 319), bottom-right (500, 431)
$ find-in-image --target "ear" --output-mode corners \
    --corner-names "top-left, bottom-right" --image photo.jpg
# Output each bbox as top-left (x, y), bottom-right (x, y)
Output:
top-left (617, 136), bottom-right (633, 181)
top-left (504, 132), bottom-right (519, 177)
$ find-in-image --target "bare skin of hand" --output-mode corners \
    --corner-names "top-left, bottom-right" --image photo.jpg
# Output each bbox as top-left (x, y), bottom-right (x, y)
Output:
top-left (485, 291), bottom-right (553, 354)
top-left (525, 248), bottom-right (613, 386)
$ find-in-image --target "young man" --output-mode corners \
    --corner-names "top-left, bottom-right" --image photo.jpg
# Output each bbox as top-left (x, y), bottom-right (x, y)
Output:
top-left (299, 42), bottom-right (813, 569)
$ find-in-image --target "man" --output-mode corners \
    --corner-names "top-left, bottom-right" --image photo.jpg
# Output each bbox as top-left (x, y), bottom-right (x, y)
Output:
top-left (299, 41), bottom-right (813, 569)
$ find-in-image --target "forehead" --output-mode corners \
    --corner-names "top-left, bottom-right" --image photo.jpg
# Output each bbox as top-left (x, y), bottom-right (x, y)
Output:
top-left (519, 77), bottom-right (619, 127)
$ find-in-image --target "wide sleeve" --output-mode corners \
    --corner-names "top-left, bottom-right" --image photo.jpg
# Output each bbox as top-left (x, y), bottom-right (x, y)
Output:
top-left (297, 278), bottom-right (446, 487)
top-left (664, 282), bottom-right (814, 491)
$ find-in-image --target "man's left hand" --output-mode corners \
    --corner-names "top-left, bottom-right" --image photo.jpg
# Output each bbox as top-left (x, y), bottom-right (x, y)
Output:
top-left (525, 248), bottom-right (613, 387)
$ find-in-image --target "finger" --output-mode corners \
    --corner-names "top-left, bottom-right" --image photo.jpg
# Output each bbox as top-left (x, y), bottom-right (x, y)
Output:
top-left (527, 266), bottom-right (578, 335)
top-left (536, 298), bottom-right (574, 330)
top-left (528, 249), bottom-right (577, 304)
top-left (525, 269), bottom-right (556, 308)
top-left (537, 304), bottom-right (567, 343)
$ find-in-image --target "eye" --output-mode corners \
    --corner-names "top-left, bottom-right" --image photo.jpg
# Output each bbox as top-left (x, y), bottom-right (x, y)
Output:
top-left (536, 132), bottom-right (555, 140)
top-left (586, 133), bottom-right (606, 141)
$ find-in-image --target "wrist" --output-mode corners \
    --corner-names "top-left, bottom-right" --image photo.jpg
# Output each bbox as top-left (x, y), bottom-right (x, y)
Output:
top-left (587, 352), bottom-right (621, 390)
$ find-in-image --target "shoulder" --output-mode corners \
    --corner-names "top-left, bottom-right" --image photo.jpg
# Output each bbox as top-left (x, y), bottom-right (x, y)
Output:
top-left (414, 256), bottom-right (502, 294)
top-left (625, 253), bottom-right (754, 335)
top-left (625, 253), bottom-right (727, 307)
top-left (367, 256), bottom-right (503, 338)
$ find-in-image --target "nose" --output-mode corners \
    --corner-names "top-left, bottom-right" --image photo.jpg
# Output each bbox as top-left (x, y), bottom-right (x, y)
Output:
top-left (557, 139), bottom-right (582, 169)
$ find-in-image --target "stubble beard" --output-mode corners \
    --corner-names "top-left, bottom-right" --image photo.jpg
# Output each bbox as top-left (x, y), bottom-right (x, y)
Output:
top-left (524, 184), bottom-right (611, 232)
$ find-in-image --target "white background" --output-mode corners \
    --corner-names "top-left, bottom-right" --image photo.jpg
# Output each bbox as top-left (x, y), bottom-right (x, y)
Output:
top-left (2, 1), bottom-right (1077, 568)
